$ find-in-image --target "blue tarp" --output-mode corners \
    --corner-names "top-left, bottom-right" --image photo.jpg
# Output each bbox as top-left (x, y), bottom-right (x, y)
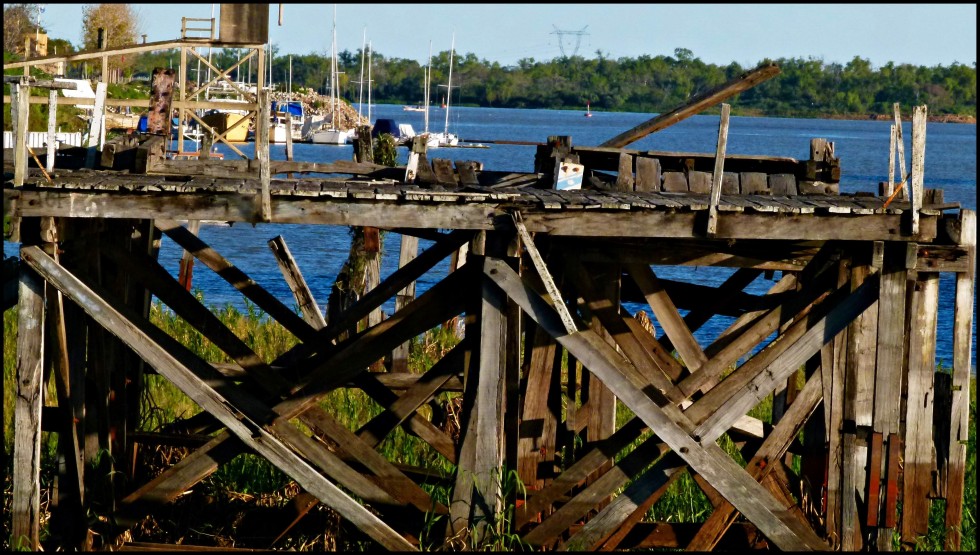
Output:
top-left (272, 101), bottom-right (304, 118)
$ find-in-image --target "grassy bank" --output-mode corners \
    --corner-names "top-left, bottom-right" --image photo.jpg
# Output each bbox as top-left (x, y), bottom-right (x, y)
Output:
top-left (3, 300), bottom-right (976, 550)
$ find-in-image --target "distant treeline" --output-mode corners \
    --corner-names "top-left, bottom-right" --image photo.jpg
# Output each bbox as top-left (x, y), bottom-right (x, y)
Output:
top-left (83, 46), bottom-right (980, 119)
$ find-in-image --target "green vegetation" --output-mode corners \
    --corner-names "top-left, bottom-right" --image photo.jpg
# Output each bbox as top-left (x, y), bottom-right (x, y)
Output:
top-left (2, 299), bottom-right (976, 550)
top-left (6, 41), bottom-right (975, 124)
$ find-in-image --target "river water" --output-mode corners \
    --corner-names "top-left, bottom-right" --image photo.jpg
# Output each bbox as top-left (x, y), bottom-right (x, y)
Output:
top-left (5, 103), bottom-right (976, 372)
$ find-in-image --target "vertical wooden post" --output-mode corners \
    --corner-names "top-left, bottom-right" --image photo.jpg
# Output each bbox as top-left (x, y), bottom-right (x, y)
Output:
top-left (13, 80), bottom-right (30, 186)
top-left (391, 233), bottom-right (419, 373)
top-left (354, 124), bottom-right (373, 163)
top-left (47, 88), bottom-right (58, 172)
top-left (945, 209), bottom-right (975, 550)
top-left (12, 222), bottom-right (45, 551)
top-left (900, 271), bottom-right (939, 547)
top-left (871, 242), bottom-right (910, 549)
top-left (821, 256), bottom-right (849, 546)
top-left (706, 103), bottom-right (730, 237)
top-left (583, 263), bottom-right (618, 494)
top-left (908, 105), bottom-right (927, 235)
top-left (470, 233), bottom-right (509, 544)
top-left (41, 217), bottom-right (88, 548)
top-left (85, 82), bottom-right (107, 169)
top-left (840, 252), bottom-right (878, 550)
top-left (177, 220), bottom-right (201, 291)
top-left (886, 124), bottom-right (897, 197)
top-left (615, 152), bottom-right (633, 191)
top-left (257, 89), bottom-right (272, 221)
top-left (178, 45), bottom-right (187, 154)
top-left (284, 112), bottom-right (294, 178)
top-left (254, 45), bottom-right (265, 160)
top-left (892, 103), bottom-right (907, 200)
top-left (405, 135), bottom-right (426, 182)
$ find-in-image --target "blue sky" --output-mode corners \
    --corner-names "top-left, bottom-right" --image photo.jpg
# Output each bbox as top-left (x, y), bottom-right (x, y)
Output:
top-left (35, 3), bottom-right (977, 68)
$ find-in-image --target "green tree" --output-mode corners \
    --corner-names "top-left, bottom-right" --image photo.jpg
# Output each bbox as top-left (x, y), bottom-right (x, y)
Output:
top-left (81, 4), bottom-right (143, 80)
top-left (3, 3), bottom-right (43, 54)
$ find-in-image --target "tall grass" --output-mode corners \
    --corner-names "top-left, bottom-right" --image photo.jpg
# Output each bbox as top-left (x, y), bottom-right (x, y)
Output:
top-left (3, 300), bottom-right (977, 551)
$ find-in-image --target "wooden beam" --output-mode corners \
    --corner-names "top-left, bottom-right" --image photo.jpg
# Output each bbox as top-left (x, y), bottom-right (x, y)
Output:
top-left (945, 210), bottom-right (976, 550)
top-left (599, 63), bottom-right (779, 148)
top-left (12, 252), bottom-right (45, 550)
top-left (625, 263), bottom-right (708, 376)
top-left (482, 257), bottom-right (827, 551)
top-left (6, 188), bottom-right (940, 242)
top-left (19, 246), bottom-right (418, 551)
top-left (268, 235), bottom-right (327, 329)
top-left (900, 272), bottom-right (939, 546)
top-left (12, 81), bottom-right (30, 186)
top-left (155, 219), bottom-right (315, 342)
top-left (706, 103), bottom-right (731, 236)
top-left (908, 105), bottom-right (927, 235)
top-left (690, 271), bottom-right (878, 443)
top-left (391, 233), bottom-right (420, 373)
top-left (685, 369), bottom-right (824, 551)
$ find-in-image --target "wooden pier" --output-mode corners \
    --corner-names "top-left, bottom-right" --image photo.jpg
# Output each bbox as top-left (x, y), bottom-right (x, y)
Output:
top-left (3, 19), bottom-right (976, 551)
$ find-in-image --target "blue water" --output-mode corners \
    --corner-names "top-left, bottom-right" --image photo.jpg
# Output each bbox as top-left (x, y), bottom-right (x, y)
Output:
top-left (5, 104), bottom-right (976, 373)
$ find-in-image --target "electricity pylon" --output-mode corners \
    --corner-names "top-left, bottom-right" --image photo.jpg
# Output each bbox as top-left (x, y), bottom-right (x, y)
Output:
top-left (551, 25), bottom-right (590, 58)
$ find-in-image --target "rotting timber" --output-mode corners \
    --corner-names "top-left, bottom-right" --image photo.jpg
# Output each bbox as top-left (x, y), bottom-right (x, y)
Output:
top-left (4, 62), bottom-right (976, 552)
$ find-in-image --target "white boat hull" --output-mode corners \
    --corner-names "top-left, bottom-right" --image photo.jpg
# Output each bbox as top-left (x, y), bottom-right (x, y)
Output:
top-left (310, 129), bottom-right (351, 145)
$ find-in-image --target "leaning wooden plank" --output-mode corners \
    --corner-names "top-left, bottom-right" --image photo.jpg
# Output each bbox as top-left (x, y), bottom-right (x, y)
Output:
top-left (625, 263), bottom-right (708, 376)
top-left (682, 254), bottom-right (836, 415)
top-left (352, 374), bottom-right (459, 464)
top-left (522, 436), bottom-right (675, 547)
top-left (657, 268), bottom-right (762, 355)
top-left (592, 470), bottom-right (689, 551)
top-left (685, 369), bottom-right (823, 551)
top-left (482, 257), bottom-right (827, 551)
top-left (706, 104), bottom-right (731, 236)
top-left (275, 266), bottom-right (473, 421)
top-left (600, 63), bottom-right (780, 149)
top-left (155, 219), bottom-right (315, 342)
top-left (567, 259), bottom-right (686, 403)
top-left (691, 272), bottom-right (878, 442)
top-left (20, 246), bottom-right (417, 550)
top-left (11, 260), bottom-right (45, 550)
top-left (113, 431), bottom-right (244, 529)
top-left (102, 243), bottom-right (444, 515)
top-left (945, 210), bottom-right (975, 550)
top-left (900, 272), bottom-right (939, 546)
top-left (515, 418), bottom-right (650, 529)
top-left (268, 235), bottom-right (327, 329)
top-left (356, 342), bottom-right (466, 447)
top-left (290, 229), bottom-right (473, 355)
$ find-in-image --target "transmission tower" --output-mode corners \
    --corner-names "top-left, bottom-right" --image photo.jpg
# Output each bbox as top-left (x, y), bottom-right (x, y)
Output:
top-left (551, 25), bottom-right (590, 57)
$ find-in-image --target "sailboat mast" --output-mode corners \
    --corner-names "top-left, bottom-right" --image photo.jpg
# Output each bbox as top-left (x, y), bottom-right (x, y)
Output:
top-left (331, 6), bottom-right (339, 129)
top-left (443, 32), bottom-right (455, 137)
top-left (367, 41), bottom-right (373, 123)
top-left (424, 41), bottom-right (432, 133)
top-left (357, 27), bottom-right (366, 121)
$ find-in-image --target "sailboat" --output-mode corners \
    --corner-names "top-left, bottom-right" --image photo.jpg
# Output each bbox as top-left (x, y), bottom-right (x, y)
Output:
top-left (310, 5), bottom-right (352, 145)
top-left (585, 100), bottom-right (593, 117)
top-left (426, 33), bottom-right (459, 148)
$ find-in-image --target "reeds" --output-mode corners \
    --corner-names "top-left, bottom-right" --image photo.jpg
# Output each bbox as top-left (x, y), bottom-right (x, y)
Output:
top-left (2, 299), bottom-right (976, 551)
